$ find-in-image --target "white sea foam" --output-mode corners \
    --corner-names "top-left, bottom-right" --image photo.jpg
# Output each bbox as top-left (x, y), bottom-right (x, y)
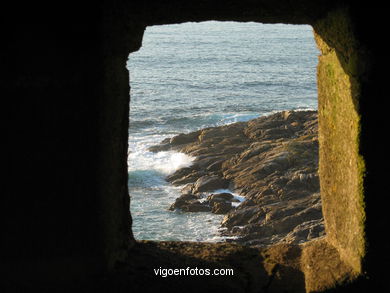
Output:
top-left (129, 150), bottom-right (194, 175)
top-left (128, 135), bottom-right (194, 175)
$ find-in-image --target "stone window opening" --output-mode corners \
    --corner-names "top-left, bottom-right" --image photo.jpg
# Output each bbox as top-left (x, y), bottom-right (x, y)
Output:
top-left (118, 8), bottom-right (369, 290)
top-left (127, 21), bottom-right (324, 248)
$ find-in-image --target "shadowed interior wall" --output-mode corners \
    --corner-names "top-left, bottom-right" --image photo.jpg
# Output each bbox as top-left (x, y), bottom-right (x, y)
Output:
top-left (1, 0), bottom-right (388, 291)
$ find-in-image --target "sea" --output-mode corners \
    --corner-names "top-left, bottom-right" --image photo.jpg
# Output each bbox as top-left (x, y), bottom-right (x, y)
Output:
top-left (127, 21), bottom-right (319, 242)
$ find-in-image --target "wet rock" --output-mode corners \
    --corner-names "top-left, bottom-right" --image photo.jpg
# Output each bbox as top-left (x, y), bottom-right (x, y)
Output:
top-left (181, 184), bottom-right (195, 195)
top-left (184, 202), bottom-right (211, 212)
top-left (207, 193), bottom-right (234, 204)
top-left (192, 175), bottom-right (229, 193)
top-left (169, 193), bottom-right (199, 211)
top-left (169, 194), bottom-right (211, 213)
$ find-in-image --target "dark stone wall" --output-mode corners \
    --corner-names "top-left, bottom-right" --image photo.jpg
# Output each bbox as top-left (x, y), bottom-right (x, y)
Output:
top-left (1, 0), bottom-right (388, 291)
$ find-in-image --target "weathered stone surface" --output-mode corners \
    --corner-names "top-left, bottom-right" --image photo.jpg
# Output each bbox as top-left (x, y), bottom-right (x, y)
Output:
top-left (170, 131), bottom-right (201, 145)
top-left (207, 193), bottom-right (235, 204)
top-left (193, 175), bottom-right (230, 193)
top-left (212, 202), bottom-right (233, 214)
top-left (169, 194), bottom-right (211, 212)
top-left (169, 193), bottom-right (211, 212)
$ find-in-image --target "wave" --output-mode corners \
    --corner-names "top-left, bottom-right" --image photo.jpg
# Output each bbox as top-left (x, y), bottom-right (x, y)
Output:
top-left (128, 146), bottom-right (194, 176)
top-left (216, 113), bottom-right (260, 125)
top-left (128, 170), bottom-right (167, 188)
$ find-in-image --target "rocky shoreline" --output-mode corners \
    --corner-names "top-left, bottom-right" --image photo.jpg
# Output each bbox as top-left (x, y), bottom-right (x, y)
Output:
top-left (150, 110), bottom-right (324, 246)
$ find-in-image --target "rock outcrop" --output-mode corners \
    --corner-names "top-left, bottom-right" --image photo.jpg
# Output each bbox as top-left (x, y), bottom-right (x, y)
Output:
top-left (150, 110), bottom-right (324, 246)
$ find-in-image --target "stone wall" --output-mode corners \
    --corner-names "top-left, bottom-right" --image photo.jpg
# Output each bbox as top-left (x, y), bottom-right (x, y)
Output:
top-left (314, 8), bottom-right (366, 273)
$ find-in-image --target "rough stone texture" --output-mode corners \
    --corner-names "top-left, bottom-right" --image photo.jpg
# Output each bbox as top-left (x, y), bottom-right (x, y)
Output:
top-left (1, 0), bottom-right (388, 292)
top-left (301, 238), bottom-right (356, 292)
top-left (313, 9), bottom-right (366, 274)
top-left (152, 111), bottom-right (324, 246)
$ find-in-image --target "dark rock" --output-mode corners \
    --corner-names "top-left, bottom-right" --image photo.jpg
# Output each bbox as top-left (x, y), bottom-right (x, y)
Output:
top-left (207, 193), bottom-right (234, 204)
top-left (169, 197), bottom-right (211, 212)
top-left (181, 184), bottom-right (195, 195)
top-left (221, 206), bottom-right (266, 229)
top-left (211, 202), bottom-right (232, 214)
top-left (170, 172), bottom-right (203, 186)
top-left (183, 202), bottom-right (211, 212)
top-left (193, 175), bottom-right (229, 193)
top-left (169, 193), bottom-right (198, 211)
